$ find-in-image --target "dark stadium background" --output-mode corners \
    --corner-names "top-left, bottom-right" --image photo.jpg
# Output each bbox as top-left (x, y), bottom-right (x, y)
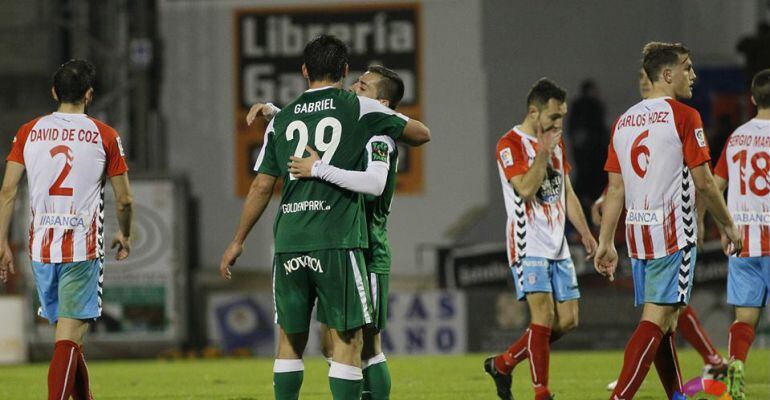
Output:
top-left (0, 0), bottom-right (767, 368)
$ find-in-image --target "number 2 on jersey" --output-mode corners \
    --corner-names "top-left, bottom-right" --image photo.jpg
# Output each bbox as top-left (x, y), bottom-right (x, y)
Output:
top-left (49, 145), bottom-right (74, 196)
top-left (732, 149), bottom-right (770, 196)
top-left (286, 117), bottom-right (341, 180)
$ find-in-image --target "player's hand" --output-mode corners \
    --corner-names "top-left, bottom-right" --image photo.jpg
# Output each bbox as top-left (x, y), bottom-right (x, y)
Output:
top-left (594, 242), bottom-right (618, 282)
top-left (288, 146), bottom-right (320, 179)
top-left (111, 232), bottom-right (131, 261)
top-left (581, 233), bottom-right (598, 260)
top-left (0, 242), bottom-right (15, 284)
top-left (246, 103), bottom-right (278, 126)
top-left (535, 123), bottom-right (561, 154)
top-left (590, 196), bottom-right (604, 227)
top-left (220, 241), bottom-right (243, 280)
top-left (720, 223), bottom-right (742, 256)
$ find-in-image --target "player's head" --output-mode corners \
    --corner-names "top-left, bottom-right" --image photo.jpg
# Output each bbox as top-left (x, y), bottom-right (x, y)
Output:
top-left (52, 59), bottom-right (96, 106)
top-left (751, 69), bottom-right (770, 110)
top-left (642, 41), bottom-right (695, 99)
top-left (351, 65), bottom-right (404, 110)
top-left (638, 67), bottom-right (652, 100)
top-left (525, 78), bottom-right (567, 133)
top-left (301, 35), bottom-right (349, 85)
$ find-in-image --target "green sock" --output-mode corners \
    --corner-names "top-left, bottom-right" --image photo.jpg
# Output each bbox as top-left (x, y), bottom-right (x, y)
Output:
top-left (329, 361), bottom-right (363, 400)
top-left (363, 357), bottom-right (391, 400)
top-left (329, 377), bottom-right (362, 400)
top-left (273, 359), bottom-right (304, 400)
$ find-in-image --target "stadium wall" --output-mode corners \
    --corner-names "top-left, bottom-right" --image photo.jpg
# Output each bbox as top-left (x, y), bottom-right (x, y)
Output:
top-left (159, 0), bottom-right (489, 276)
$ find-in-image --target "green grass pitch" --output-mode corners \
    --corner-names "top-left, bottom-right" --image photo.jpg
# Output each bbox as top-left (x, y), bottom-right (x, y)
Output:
top-left (1, 349), bottom-right (767, 399)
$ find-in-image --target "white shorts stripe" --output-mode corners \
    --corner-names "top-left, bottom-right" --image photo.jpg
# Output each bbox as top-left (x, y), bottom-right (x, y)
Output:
top-left (272, 258), bottom-right (278, 324)
top-left (370, 272), bottom-right (378, 314)
top-left (349, 251), bottom-right (372, 324)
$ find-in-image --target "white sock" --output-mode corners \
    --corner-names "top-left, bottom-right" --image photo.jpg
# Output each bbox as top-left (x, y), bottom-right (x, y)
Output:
top-left (363, 352), bottom-right (387, 370)
top-left (325, 357), bottom-right (333, 366)
top-left (273, 359), bottom-right (304, 373)
top-left (329, 361), bottom-right (363, 381)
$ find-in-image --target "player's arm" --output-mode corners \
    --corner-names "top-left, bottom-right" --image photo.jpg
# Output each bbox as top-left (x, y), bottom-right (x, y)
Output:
top-left (695, 175), bottom-right (728, 247)
top-left (510, 128), bottom-right (558, 201)
top-left (246, 103), bottom-right (281, 125)
top-left (289, 144), bottom-right (390, 196)
top-left (690, 164), bottom-right (741, 255)
top-left (0, 161), bottom-right (24, 282)
top-left (220, 173), bottom-right (277, 280)
top-left (108, 173), bottom-right (133, 260)
top-left (564, 175), bottom-right (597, 259)
top-left (590, 187), bottom-right (607, 227)
top-left (595, 172), bottom-right (624, 281)
top-left (692, 165), bottom-right (738, 254)
top-left (399, 119), bottom-right (430, 146)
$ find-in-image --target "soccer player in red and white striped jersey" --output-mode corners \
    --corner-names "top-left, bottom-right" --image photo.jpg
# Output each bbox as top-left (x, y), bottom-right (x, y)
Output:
top-left (0, 60), bottom-right (133, 400)
top-left (710, 69), bottom-right (770, 399)
top-left (485, 78), bottom-right (597, 400)
top-left (596, 42), bottom-right (741, 400)
top-left (600, 68), bottom-right (728, 393)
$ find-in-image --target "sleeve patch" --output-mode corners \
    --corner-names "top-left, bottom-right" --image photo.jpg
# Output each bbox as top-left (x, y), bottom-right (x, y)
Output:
top-left (695, 128), bottom-right (706, 148)
top-left (371, 141), bottom-right (390, 162)
top-left (116, 136), bottom-right (126, 157)
top-left (500, 148), bottom-right (514, 167)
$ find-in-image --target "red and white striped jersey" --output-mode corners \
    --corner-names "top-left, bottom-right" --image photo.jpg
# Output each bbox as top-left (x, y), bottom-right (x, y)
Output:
top-left (496, 126), bottom-right (571, 265)
top-left (714, 118), bottom-right (770, 257)
top-left (605, 97), bottom-right (710, 260)
top-left (6, 113), bottom-right (128, 263)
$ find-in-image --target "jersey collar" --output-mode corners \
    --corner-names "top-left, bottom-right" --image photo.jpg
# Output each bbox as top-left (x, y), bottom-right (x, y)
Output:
top-left (305, 86), bottom-right (335, 93)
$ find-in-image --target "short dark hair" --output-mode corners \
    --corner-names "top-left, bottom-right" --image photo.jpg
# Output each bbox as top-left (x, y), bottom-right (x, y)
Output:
top-left (752, 69), bottom-right (770, 108)
top-left (53, 59), bottom-right (96, 104)
top-left (642, 42), bottom-right (690, 83)
top-left (303, 35), bottom-right (349, 83)
top-left (526, 78), bottom-right (566, 109)
top-left (366, 65), bottom-right (404, 109)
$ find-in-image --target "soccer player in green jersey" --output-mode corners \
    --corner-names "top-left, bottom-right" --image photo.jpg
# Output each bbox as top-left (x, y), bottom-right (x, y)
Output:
top-left (251, 65), bottom-right (407, 400)
top-left (220, 36), bottom-right (430, 400)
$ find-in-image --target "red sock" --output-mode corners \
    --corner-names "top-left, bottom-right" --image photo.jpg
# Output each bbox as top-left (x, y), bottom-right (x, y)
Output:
top-left (494, 328), bottom-right (530, 374)
top-left (48, 340), bottom-right (79, 400)
top-left (610, 321), bottom-right (663, 400)
top-left (73, 346), bottom-right (93, 400)
top-left (729, 321), bottom-right (755, 362)
top-left (677, 305), bottom-right (722, 366)
top-left (527, 324), bottom-right (551, 399)
top-left (654, 331), bottom-right (683, 399)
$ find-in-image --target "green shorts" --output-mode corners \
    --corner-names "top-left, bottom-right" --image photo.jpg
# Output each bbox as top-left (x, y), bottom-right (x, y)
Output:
top-left (273, 249), bottom-right (373, 334)
top-left (317, 271), bottom-right (389, 331)
top-left (367, 272), bottom-right (389, 331)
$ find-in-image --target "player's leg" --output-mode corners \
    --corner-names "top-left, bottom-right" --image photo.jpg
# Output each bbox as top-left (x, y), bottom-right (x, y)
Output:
top-left (273, 253), bottom-right (315, 400)
top-left (46, 260), bottom-right (102, 400)
top-left (319, 323), bottom-right (334, 364)
top-left (677, 305), bottom-right (726, 378)
top-left (524, 292), bottom-right (555, 400)
top-left (275, 328), bottom-right (309, 400)
top-left (314, 249), bottom-right (372, 400)
top-left (551, 258), bottom-right (581, 342)
top-left (329, 327), bottom-right (365, 399)
top-left (725, 256), bottom-right (768, 399)
top-left (361, 272), bottom-right (390, 400)
top-left (486, 258), bottom-right (553, 400)
top-left (611, 247), bottom-right (694, 400)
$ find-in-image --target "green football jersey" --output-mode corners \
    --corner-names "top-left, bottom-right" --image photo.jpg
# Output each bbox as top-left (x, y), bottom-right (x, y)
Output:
top-left (255, 86), bottom-right (408, 253)
top-left (363, 136), bottom-right (398, 274)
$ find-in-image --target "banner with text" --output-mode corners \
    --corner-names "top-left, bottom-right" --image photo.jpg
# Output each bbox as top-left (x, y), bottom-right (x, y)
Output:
top-left (234, 3), bottom-right (423, 196)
